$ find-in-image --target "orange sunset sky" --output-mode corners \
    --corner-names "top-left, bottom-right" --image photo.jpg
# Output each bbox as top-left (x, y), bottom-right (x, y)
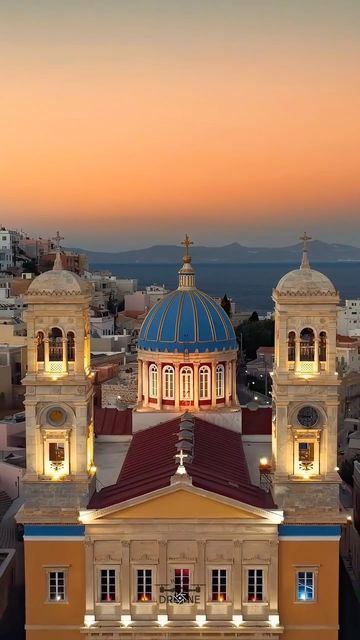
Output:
top-left (1, 0), bottom-right (360, 250)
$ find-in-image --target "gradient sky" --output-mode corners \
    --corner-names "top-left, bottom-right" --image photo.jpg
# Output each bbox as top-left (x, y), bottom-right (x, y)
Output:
top-left (1, 0), bottom-right (360, 250)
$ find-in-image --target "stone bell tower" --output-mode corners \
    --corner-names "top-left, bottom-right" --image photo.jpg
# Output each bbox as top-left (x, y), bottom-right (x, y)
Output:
top-left (20, 233), bottom-right (95, 523)
top-left (271, 234), bottom-right (340, 517)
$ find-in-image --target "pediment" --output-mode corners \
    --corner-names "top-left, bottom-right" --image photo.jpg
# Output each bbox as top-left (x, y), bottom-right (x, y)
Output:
top-left (82, 485), bottom-right (282, 524)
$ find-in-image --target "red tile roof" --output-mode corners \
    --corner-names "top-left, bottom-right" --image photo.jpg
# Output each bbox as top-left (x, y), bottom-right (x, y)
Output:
top-left (257, 346), bottom-right (274, 353)
top-left (336, 334), bottom-right (359, 345)
top-left (89, 416), bottom-right (275, 510)
top-left (94, 406), bottom-right (132, 436)
top-left (241, 407), bottom-right (272, 435)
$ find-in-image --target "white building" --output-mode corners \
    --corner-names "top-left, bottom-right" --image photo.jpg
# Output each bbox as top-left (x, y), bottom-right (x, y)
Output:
top-left (0, 228), bottom-right (20, 272)
top-left (336, 334), bottom-right (360, 374)
top-left (90, 310), bottom-right (115, 337)
top-left (337, 299), bottom-right (360, 337)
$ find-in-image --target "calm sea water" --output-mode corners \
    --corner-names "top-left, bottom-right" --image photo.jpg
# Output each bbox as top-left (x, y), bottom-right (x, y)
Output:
top-left (90, 262), bottom-right (360, 312)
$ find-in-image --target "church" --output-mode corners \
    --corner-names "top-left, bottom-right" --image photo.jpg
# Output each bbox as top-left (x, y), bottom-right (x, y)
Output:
top-left (17, 235), bottom-right (345, 640)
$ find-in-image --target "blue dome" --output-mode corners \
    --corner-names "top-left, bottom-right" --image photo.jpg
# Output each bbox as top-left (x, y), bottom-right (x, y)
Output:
top-left (138, 289), bottom-right (238, 353)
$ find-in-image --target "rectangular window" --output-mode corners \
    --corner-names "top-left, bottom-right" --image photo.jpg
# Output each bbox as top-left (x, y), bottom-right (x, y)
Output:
top-left (49, 442), bottom-right (65, 462)
top-left (48, 571), bottom-right (65, 601)
top-left (100, 569), bottom-right (116, 602)
top-left (174, 568), bottom-right (190, 594)
top-left (212, 569), bottom-right (227, 601)
top-left (247, 569), bottom-right (263, 602)
top-left (137, 569), bottom-right (152, 601)
top-left (296, 571), bottom-right (315, 602)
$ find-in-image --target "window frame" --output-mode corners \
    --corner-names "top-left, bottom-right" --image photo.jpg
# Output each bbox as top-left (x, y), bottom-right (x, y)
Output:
top-left (163, 365), bottom-right (175, 400)
top-left (199, 365), bottom-right (211, 400)
top-left (96, 566), bottom-right (120, 604)
top-left (243, 566), bottom-right (268, 605)
top-left (215, 364), bottom-right (225, 398)
top-left (208, 567), bottom-right (229, 603)
top-left (180, 366), bottom-right (193, 401)
top-left (44, 567), bottom-right (68, 604)
top-left (148, 364), bottom-right (158, 398)
top-left (136, 568), bottom-right (153, 602)
top-left (295, 567), bottom-right (318, 604)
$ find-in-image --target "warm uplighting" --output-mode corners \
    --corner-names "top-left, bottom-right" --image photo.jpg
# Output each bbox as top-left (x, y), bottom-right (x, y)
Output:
top-left (335, 466), bottom-right (340, 472)
top-left (121, 615), bottom-right (132, 627)
top-left (269, 614), bottom-right (280, 627)
top-left (89, 463), bottom-right (97, 475)
top-left (84, 615), bottom-right (95, 627)
top-left (196, 615), bottom-right (206, 627)
top-left (232, 614), bottom-right (243, 626)
top-left (140, 594), bottom-right (150, 601)
top-left (157, 615), bottom-right (168, 627)
top-left (259, 457), bottom-right (268, 466)
top-left (347, 515), bottom-right (352, 522)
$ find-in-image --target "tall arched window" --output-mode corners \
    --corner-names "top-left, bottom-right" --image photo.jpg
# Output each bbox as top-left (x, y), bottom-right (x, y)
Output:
top-left (163, 366), bottom-right (175, 400)
top-left (319, 331), bottom-right (327, 362)
top-left (180, 366), bottom-right (193, 401)
top-left (67, 331), bottom-right (75, 362)
top-left (37, 331), bottom-right (45, 362)
top-left (199, 366), bottom-right (211, 400)
top-left (149, 364), bottom-right (158, 398)
top-left (300, 328), bottom-right (315, 361)
top-left (288, 331), bottom-right (296, 362)
top-left (216, 364), bottom-right (225, 398)
top-left (49, 328), bottom-right (63, 362)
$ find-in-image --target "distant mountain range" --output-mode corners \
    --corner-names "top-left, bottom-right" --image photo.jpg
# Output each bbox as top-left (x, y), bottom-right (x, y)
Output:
top-left (72, 240), bottom-right (360, 265)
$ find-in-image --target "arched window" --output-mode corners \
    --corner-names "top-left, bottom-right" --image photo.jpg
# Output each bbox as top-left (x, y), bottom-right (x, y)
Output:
top-left (163, 366), bottom-right (175, 400)
top-left (180, 366), bottom-right (193, 401)
top-left (49, 328), bottom-right (63, 362)
top-left (288, 331), bottom-right (296, 362)
top-left (199, 366), bottom-right (211, 400)
top-left (37, 331), bottom-right (45, 362)
top-left (149, 364), bottom-right (158, 398)
top-left (319, 331), bottom-right (327, 362)
top-left (300, 328), bottom-right (315, 361)
top-left (216, 364), bottom-right (225, 398)
top-left (67, 331), bottom-right (75, 362)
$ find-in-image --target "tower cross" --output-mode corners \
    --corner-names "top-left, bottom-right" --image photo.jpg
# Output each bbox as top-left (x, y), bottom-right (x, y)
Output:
top-left (52, 231), bottom-right (64, 252)
top-left (175, 450), bottom-right (188, 467)
top-left (181, 234), bottom-right (194, 259)
top-left (299, 232), bottom-right (312, 252)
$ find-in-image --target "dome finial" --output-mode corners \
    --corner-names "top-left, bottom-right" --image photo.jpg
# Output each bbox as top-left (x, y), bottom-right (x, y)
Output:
top-left (52, 231), bottom-right (64, 271)
top-left (179, 234), bottom-right (195, 289)
top-left (299, 231), bottom-right (311, 270)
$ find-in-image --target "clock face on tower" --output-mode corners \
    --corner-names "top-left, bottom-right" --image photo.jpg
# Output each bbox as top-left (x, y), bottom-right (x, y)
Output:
top-left (297, 406), bottom-right (319, 428)
top-left (46, 406), bottom-right (67, 427)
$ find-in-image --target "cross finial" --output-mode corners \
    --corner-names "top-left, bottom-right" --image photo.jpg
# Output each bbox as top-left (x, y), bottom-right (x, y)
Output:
top-left (52, 231), bottom-right (64, 271)
top-left (181, 234), bottom-right (194, 261)
top-left (175, 449), bottom-right (188, 475)
top-left (299, 232), bottom-right (311, 270)
top-left (52, 231), bottom-right (64, 252)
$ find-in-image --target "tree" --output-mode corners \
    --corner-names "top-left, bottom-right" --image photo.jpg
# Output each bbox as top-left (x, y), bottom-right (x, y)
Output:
top-left (235, 318), bottom-right (274, 361)
top-left (249, 311), bottom-right (259, 322)
top-left (339, 454), bottom-right (360, 486)
top-left (220, 294), bottom-right (232, 317)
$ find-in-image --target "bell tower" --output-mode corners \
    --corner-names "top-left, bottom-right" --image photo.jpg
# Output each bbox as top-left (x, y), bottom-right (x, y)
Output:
top-left (272, 234), bottom-right (340, 516)
top-left (20, 233), bottom-right (95, 522)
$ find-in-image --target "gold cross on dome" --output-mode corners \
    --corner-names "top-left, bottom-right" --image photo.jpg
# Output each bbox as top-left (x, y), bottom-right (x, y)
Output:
top-left (175, 450), bottom-right (188, 466)
top-left (52, 231), bottom-right (64, 252)
top-left (299, 232), bottom-right (312, 252)
top-left (181, 234), bottom-right (194, 258)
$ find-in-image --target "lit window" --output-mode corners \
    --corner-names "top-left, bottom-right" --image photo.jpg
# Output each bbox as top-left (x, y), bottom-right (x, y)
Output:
top-left (163, 366), bottom-right (175, 399)
top-left (137, 569), bottom-right (152, 601)
top-left (100, 569), bottom-right (116, 602)
top-left (296, 571), bottom-right (315, 602)
top-left (199, 366), bottom-right (210, 400)
top-left (215, 365), bottom-right (224, 398)
top-left (212, 569), bottom-right (227, 601)
top-left (180, 366), bottom-right (193, 401)
top-left (247, 569), bottom-right (263, 602)
top-left (149, 364), bottom-right (158, 398)
top-left (174, 568), bottom-right (190, 595)
top-left (48, 570), bottom-right (65, 601)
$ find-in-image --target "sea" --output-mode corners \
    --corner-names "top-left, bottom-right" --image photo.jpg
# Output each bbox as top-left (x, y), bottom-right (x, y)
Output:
top-left (90, 262), bottom-right (360, 313)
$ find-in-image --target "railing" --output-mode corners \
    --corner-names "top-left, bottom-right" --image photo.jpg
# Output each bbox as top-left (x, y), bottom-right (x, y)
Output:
top-left (49, 345), bottom-right (63, 361)
top-left (300, 344), bottom-right (314, 361)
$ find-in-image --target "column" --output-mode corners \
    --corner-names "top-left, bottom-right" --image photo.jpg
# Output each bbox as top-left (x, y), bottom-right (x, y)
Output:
top-left (143, 362), bottom-right (149, 407)
top-left (193, 363), bottom-right (199, 410)
top-left (233, 539), bottom-right (242, 615)
top-left (196, 541), bottom-right (206, 614)
top-left (232, 360), bottom-right (237, 403)
top-left (121, 541), bottom-right (131, 614)
top-left (157, 364), bottom-right (162, 410)
top-left (268, 539), bottom-right (279, 615)
top-left (211, 362), bottom-right (217, 408)
top-left (137, 359), bottom-right (143, 403)
top-left (62, 337), bottom-right (68, 373)
top-left (175, 364), bottom-right (180, 411)
top-left (295, 337), bottom-right (300, 372)
top-left (85, 538), bottom-right (95, 616)
top-left (314, 337), bottom-right (319, 373)
top-left (225, 361), bottom-right (231, 406)
top-left (158, 541), bottom-right (167, 614)
top-left (44, 338), bottom-right (50, 372)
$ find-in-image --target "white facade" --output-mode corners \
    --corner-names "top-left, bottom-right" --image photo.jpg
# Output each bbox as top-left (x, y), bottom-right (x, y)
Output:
top-left (337, 300), bottom-right (360, 337)
top-left (90, 312), bottom-right (115, 337)
top-left (0, 229), bottom-right (20, 272)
